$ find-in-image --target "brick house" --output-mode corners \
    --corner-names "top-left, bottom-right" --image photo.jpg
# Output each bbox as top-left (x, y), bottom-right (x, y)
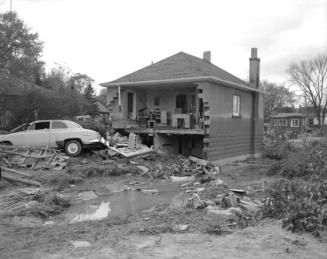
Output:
top-left (101, 48), bottom-right (264, 162)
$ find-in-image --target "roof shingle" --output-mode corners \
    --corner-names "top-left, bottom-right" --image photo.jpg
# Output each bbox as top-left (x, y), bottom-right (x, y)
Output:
top-left (104, 52), bottom-right (249, 87)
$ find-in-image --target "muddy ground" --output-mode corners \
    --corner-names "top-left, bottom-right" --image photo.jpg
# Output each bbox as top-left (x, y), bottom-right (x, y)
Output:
top-left (0, 155), bottom-right (326, 259)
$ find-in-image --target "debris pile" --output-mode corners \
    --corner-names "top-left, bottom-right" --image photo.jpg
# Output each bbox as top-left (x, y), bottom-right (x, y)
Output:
top-left (0, 145), bottom-right (69, 170)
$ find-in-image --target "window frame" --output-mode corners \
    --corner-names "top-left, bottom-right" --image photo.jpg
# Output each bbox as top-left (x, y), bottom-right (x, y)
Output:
top-left (291, 119), bottom-right (299, 127)
top-left (283, 119), bottom-right (287, 126)
top-left (232, 95), bottom-right (240, 117)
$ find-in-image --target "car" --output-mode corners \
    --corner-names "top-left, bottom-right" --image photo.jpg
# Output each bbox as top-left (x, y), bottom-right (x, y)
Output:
top-left (0, 120), bottom-right (107, 156)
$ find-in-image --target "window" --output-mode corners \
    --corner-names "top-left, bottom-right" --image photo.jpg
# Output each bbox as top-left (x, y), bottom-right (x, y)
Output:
top-left (278, 120), bottom-right (283, 126)
top-left (291, 119), bottom-right (299, 127)
top-left (52, 121), bottom-right (67, 129)
top-left (232, 95), bottom-right (240, 117)
top-left (28, 121), bottom-right (50, 130)
top-left (309, 118), bottom-right (314, 125)
top-left (154, 96), bottom-right (160, 106)
top-left (283, 120), bottom-right (287, 126)
top-left (273, 120), bottom-right (277, 126)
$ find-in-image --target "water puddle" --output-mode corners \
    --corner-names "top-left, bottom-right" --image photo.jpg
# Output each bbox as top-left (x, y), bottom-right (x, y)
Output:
top-left (63, 184), bottom-right (179, 224)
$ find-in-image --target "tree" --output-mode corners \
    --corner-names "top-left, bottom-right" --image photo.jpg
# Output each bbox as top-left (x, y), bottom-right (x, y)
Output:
top-left (288, 55), bottom-right (327, 128)
top-left (68, 73), bottom-right (94, 93)
top-left (261, 80), bottom-right (296, 121)
top-left (0, 11), bottom-right (43, 85)
top-left (97, 88), bottom-right (107, 106)
top-left (83, 83), bottom-right (99, 116)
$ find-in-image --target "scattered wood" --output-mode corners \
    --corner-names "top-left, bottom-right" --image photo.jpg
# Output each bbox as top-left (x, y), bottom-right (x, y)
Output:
top-left (0, 150), bottom-right (52, 159)
top-left (2, 172), bottom-right (41, 187)
top-left (1, 166), bottom-right (31, 178)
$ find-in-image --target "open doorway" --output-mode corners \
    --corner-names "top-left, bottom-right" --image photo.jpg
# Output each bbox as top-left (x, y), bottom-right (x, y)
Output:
top-left (127, 92), bottom-right (134, 119)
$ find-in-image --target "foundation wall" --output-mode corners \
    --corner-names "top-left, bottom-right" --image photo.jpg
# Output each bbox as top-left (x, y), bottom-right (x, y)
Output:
top-left (154, 133), bottom-right (204, 158)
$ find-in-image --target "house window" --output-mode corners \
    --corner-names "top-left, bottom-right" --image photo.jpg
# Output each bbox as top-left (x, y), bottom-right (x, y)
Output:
top-left (273, 120), bottom-right (277, 126)
top-left (232, 95), bottom-right (240, 117)
top-left (291, 119), bottom-right (299, 127)
top-left (283, 120), bottom-right (287, 126)
top-left (154, 96), bottom-right (160, 106)
top-left (278, 120), bottom-right (283, 126)
top-left (309, 118), bottom-right (314, 125)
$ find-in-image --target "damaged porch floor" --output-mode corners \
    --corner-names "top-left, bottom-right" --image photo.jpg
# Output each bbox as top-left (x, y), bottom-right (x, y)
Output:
top-left (0, 161), bottom-right (326, 259)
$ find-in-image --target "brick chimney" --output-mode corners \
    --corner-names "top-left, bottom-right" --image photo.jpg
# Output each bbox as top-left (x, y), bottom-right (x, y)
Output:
top-left (249, 48), bottom-right (260, 88)
top-left (203, 51), bottom-right (211, 63)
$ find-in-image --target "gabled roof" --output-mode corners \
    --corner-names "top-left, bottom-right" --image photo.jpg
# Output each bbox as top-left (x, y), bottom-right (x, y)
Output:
top-left (96, 101), bottom-right (109, 114)
top-left (101, 52), bottom-right (263, 93)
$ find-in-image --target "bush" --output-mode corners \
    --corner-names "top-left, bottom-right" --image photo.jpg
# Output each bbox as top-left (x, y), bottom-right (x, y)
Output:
top-left (267, 141), bottom-right (327, 179)
top-left (263, 178), bottom-right (327, 237)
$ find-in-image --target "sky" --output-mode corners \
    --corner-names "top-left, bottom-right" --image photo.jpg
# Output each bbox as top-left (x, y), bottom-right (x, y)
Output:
top-left (0, 0), bottom-right (326, 93)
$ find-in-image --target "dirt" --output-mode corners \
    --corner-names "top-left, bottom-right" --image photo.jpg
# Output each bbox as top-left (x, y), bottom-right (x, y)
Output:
top-left (0, 158), bottom-right (326, 259)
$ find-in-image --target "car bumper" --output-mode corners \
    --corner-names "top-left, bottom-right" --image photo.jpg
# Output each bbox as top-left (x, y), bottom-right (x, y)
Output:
top-left (83, 137), bottom-right (108, 150)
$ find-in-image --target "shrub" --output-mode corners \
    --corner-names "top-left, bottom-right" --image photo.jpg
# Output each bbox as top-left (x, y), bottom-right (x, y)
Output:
top-left (263, 178), bottom-right (327, 237)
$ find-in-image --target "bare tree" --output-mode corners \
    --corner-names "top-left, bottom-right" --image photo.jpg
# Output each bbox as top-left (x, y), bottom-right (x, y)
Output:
top-left (288, 54), bottom-right (327, 128)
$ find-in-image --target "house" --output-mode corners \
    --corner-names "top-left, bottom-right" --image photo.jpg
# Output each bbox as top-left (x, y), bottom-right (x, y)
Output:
top-left (270, 113), bottom-right (306, 131)
top-left (299, 106), bottom-right (327, 127)
top-left (96, 101), bottom-right (109, 116)
top-left (100, 48), bottom-right (264, 162)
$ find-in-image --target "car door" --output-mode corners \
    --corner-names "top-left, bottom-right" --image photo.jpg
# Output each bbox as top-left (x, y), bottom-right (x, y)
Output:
top-left (49, 121), bottom-right (68, 147)
top-left (21, 121), bottom-right (51, 147)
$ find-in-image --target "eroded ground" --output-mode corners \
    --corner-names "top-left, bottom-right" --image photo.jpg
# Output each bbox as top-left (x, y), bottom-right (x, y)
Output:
top-left (0, 154), bottom-right (326, 259)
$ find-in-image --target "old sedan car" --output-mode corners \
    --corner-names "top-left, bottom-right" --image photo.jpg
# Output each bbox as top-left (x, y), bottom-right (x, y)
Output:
top-left (0, 120), bottom-right (107, 156)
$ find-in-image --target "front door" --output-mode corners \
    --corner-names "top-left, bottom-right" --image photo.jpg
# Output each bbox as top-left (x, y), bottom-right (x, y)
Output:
top-left (21, 121), bottom-right (51, 147)
top-left (127, 92), bottom-right (134, 119)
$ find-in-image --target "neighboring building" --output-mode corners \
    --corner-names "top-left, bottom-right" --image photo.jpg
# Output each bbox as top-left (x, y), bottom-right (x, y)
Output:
top-left (96, 101), bottom-right (109, 116)
top-left (270, 113), bottom-right (306, 131)
top-left (101, 48), bottom-right (264, 162)
top-left (299, 106), bottom-right (327, 127)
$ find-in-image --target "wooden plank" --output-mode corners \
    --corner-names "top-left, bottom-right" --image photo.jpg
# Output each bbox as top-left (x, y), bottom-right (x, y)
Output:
top-left (1, 166), bottom-right (31, 178)
top-left (19, 149), bottom-right (31, 165)
top-left (2, 173), bottom-right (41, 187)
top-left (31, 150), bottom-right (44, 169)
top-left (0, 150), bottom-right (52, 159)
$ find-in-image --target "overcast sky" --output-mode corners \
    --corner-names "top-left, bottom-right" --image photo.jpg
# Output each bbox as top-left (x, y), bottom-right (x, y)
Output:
top-left (1, 0), bottom-right (326, 92)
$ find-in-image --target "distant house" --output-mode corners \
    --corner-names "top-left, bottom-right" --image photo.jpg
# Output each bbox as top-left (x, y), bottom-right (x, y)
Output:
top-left (101, 49), bottom-right (264, 162)
top-left (271, 113), bottom-right (306, 131)
top-left (299, 106), bottom-right (327, 127)
top-left (96, 101), bottom-right (109, 116)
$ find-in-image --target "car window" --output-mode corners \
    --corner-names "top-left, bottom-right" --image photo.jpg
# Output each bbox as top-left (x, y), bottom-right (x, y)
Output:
top-left (34, 122), bottom-right (50, 130)
top-left (66, 121), bottom-right (83, 128)
top-left (52, 121), bottom-right (68, 129)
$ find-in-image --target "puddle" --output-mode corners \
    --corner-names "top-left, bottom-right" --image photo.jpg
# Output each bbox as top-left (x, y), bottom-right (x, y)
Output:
top-left (63, 184), bottom-right (179, 224)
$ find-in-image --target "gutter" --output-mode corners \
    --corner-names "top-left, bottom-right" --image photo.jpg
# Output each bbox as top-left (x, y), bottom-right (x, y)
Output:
top-left (100, 76), bottom-right (266, 94)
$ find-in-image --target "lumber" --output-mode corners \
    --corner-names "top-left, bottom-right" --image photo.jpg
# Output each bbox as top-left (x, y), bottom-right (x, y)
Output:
top-left (0, 150), bottom-right (52, 159)
top-left (189, 156), bottom-right (214, 167)
top-left (2, 173), bottom-right (41, 187)
top-left (1, 166), bottom-right (31, 178)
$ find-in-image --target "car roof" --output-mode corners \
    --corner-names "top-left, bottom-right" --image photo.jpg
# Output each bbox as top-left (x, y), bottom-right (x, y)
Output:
top-left (32, 120), bottom-right (74, 123)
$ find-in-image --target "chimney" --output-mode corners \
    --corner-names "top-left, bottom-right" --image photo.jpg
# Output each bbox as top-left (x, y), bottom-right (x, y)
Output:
top-left (249, 48), bottom-right (260, 88)
top-left (203, 51), bottom-right (211, 63)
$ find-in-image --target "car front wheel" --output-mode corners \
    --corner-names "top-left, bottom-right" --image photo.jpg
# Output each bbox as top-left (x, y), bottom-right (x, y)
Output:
top-left (65, 140), bottom-right (82, 157)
